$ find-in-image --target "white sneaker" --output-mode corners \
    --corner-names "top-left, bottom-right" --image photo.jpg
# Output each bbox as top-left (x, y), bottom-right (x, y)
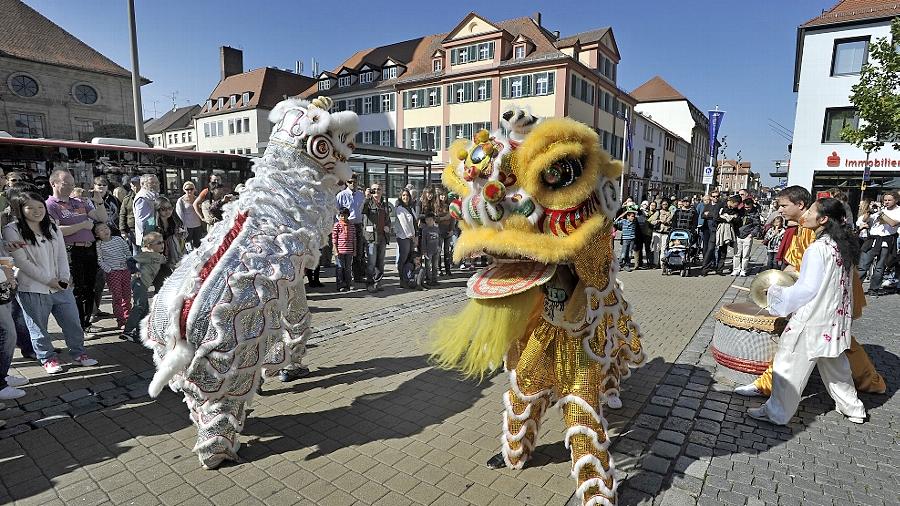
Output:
top-left (739, 270), bottom-right (747, 277)
top-left (734, 383), bottom-right (763, 397)
top-left (0, 386), bottom-right (26, 400)
top-left (5, 375), bottom-right (28, 387)
top-left (730, 270), bottom-right (740, 276)
top-left (847, 416), bottom-right (864, 424)
top-left (72, 354), bottom-right (98, 367)
top-left (747, 406), bottom-right (771, 423)
top-left (606, 394), bottom-right (623, 409)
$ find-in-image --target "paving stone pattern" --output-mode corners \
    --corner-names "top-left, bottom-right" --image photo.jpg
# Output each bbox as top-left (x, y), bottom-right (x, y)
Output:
top-left (584, 247), bottom-right (900, 506)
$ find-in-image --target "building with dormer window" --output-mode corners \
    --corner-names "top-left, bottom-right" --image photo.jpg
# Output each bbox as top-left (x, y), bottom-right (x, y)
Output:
top-left (302, 11), bottom-right (636, 176)
top-left (195, 47), bottom-right (315, 155)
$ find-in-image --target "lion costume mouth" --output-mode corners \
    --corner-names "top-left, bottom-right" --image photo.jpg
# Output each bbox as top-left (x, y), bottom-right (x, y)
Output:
top-left (538, 192), bottom-right (602, 237)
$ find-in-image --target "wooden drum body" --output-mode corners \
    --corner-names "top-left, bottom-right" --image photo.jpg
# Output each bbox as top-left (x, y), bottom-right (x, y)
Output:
top-left (711, 302), bottom-right (787, 384)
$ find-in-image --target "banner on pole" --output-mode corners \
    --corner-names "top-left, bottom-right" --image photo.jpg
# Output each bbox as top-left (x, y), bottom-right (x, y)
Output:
top-left (708, 110), bottom-right (725, 159)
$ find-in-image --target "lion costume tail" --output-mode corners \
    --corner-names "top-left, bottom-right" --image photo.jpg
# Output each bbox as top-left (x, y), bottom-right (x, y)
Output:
top-left (429, 288), bottom-right (542, 381)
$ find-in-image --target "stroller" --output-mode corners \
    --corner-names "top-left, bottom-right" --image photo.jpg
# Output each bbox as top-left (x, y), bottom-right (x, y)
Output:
top-left (661, 229), bottom-right (698, 276)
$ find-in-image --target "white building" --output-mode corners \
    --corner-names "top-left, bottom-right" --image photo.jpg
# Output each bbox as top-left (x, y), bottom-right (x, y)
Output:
top-left (789, 0), bottom-right (900, 195)
top-left (631, 76), bottom-right (713, 196)
top-left (627, 111), bottom-right (691, 201)
top-left (145, 105), bottom-right (200, 150)
top-left (195, 47), bottom-right (315, 155)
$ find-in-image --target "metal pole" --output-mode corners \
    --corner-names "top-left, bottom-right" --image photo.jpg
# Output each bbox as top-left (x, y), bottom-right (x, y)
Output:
top-left (128, 0), bottom-right (145, 141)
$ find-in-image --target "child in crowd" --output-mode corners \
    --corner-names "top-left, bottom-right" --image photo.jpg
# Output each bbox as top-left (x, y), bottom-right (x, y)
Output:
top-left (764, 215), bottom-right (786, 270)
top-left (615, 209), bottom-right (637, 271)
top-left (413, 256), bottom-right (429, 290)
top-left (331, 207), bottom-right (356, 292)
top-left (121, 232), bottom-right (167, 342)
top-left (418, 213), bottom-right (441, 286)
top-left (94, 223), bottom-right (132, 328)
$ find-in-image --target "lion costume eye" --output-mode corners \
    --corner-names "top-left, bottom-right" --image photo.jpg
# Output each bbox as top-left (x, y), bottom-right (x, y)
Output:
top-left (541, 158), bottom-right (583, 189)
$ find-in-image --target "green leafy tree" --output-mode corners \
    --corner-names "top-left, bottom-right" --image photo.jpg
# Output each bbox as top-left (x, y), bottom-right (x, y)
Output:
top-left (841, 17), bottom-right (900, 154)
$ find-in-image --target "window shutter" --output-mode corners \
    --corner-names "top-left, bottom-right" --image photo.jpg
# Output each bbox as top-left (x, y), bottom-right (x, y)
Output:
top-left (547, 72), bottom-right (555, 94)
top-left (501, 78), bottom-right (509, 99)
top-left (468, 45), bottom-right (476, 62)
top-left (435, 87), bottom-right (441, 105)
top-left (434, 126), bottom-right (441, 150)
top-left (522, 75), bottom-right (532, 97)
top-left (355, 98), bottom-right (363, 112)
top-left (403, 91), bottom-right (409, 109)
top-left (488, 42), bottom-right (495, 59)
top-left (444, 125), bottom-right (450, 148)
top-left (418, 89), bottom-right (426, 107)
top-left (465, 82), bottom-right (474, 102)
top-left (450, 49), bottom-right (457, 65)
top-left (446, 85), bottom-right (453, 104)
top-left (571, 74), bottom-right (577, 96)
top-left (403, 129), bottom-right (409, 149)
top-left (372, 95), bottom-right (380, 113)
top-left (484, 80), bottom-right (492, 99)
top-left (389, 94), bottom-right (395, 111)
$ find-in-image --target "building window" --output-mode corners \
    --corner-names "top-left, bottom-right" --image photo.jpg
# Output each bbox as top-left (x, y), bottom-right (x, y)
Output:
top-left (338, 75), bottom-right (352, 87)
top-left (216, 98), bottom-right (224, 109)
top-left (381, 93), bottom-right (395, 112)
top-left (204, 123), bottom-right (210, 138)
top-left (188, 131), bottom-right (192, 142)
top-left (363, 131), bottom-right (374, 144)
top-left (479, 43), bottom-right (491, 60)
top-left (235, 118), bottom-right (243, 133)
top-left (382, 67), bottom-right (398, 80)
top-left (569, 74), bottom-right (594, 104)
top-left (451, 42), bottom-right (494, 65)
top-left (318, 80), bottom-right (331, 91)
top-left (501, 72), bottom-right (553, 99)
top-left (217, 121), bottom-right (224, 137)
top-left (535, 74), bottom-right (549, 95)
top-left (9, 74), bottom-right (38, 97)
top-left (510, 78), bottom-right (523, 98)
top-left (74, 118), bottom-right (100, 138)
top-left (228, 119), bottom-right (235, 135)
top-left (229, 95), bottom-right (237, 107)
top-left (181, 132), bottom-right (186, 143)
top-left (243, 118), bottom-right (250, 132)
top-left (822, 107), bottom-right (859, 143)
top-left (831, 37), bottom-right (869, 76)
top-left (514, 45), bottom-right (525, 59)
top-left (409, 92), bottom-right (418, 108)
top-left (359, 71), bottom-right (373, 84)
top-left (14, 113), bottom-right (44, 138)
top-left (205, 99), bottom-right (212, 110)
top-left (242, 92), bottom-right (250, 105)
top-left (433, 59), bottom-right (442, 72)
top-left (362, 96), bottom-right (372, 114)
top-left (73, 84), bottom-right (98, 105)
top-left (476, 82), bottom-right (488, 101)
top-left (428, 88), bottom-right (439, 107)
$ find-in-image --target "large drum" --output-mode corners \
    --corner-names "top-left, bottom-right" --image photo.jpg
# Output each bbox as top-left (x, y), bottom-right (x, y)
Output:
top-left (711, 302), bottom-right (787, 384)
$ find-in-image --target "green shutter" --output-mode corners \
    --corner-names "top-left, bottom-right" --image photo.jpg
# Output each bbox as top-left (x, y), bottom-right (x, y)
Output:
top-left (435, 87), bottom-right (441, 105)
top-left (468, 45), bottom-right (476, 62)
top-left (372, 95), bottom-right (380, 113)
top-left (571, 74), bottom-right (577, 96)
top-left (548, 72), bottom-right (555, 94)
top-left (464, 82), bottom-right (474, 102)
top-left (446, 85), bottom-right (453, 104)
top-left (488, 42), bottom-right (494, 59)
top-left (434, 126), bottom-right (441, 150)
top-left (522, 75), bottom-right (532, 97)
top-left (402, 91), bottom-right (409, 109)
top-left (355, 98), bottom-right (363, 112)
top-left (484, 80), bottom-right (492, 99)
top-left (501, 78), bottom-right (509, 99)
top-left (450, 49), bottom-right (457, 65)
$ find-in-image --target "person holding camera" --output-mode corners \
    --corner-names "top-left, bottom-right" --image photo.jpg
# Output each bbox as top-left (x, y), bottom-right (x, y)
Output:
top-left (3, 191), bottom-right (97, 375)
top-left (361, 184), bottom-right (392, 292)
top-left (858, 191), bottom-right (900, 295)
top-left (648, 200), bottom-right (672, 268)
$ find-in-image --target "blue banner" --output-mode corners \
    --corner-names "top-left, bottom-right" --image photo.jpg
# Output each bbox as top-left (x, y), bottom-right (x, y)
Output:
top-left (708, 110), bottom-right (725, 159)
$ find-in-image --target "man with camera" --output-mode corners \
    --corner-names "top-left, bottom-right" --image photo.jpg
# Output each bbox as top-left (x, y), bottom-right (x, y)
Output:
top-left (858, 191), bottom-right (900, 295)
top-left (361, 184), bottom-right (392, 292)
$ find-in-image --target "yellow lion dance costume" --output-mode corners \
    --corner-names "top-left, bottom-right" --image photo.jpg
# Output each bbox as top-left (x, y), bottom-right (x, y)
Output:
top-left (431, 111), bottom-right (646, 506)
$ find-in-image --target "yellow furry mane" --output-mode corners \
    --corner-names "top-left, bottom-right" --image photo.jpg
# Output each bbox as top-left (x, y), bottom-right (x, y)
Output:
top-left (429, 288), bottom-right (542, 380)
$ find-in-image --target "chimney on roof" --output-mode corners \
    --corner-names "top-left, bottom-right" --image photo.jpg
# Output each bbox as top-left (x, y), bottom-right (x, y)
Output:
top-left (533, 12), bottom-right (541, 26)
top-left (220, 46), bottom-right (243, 80)
top-left (296, 60), bottom-right (304, 75)
top-left (553, 30), bottom-right (560, 39)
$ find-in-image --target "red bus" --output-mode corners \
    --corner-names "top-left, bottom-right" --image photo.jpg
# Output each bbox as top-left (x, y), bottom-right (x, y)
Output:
top-left (0, 136), bottom-right (253, 195)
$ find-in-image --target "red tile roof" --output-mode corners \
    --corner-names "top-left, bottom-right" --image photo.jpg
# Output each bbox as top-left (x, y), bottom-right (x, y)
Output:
top-left (801, 0), bottom-right (900, 28)
top-left (197, 67), bottom-right (315, 119)
top-left (0, 0), bottom-right (144, 81)
top-left (630, 76), bottom-right (687, 103)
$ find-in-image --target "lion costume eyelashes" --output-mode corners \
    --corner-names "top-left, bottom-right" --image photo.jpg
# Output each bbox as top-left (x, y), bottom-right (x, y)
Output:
top-left (431, 112), bottom-right (645, 506)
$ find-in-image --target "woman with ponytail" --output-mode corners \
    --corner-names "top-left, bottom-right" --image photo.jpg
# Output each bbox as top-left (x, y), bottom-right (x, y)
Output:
top-left (748, 197), bottom-right (867, 425)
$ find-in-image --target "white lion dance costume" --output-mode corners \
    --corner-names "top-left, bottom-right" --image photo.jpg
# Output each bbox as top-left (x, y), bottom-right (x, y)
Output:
top-left (144, 97), bottom-right (358, 469)
top-left (431, 110), bottom-right (646, 506)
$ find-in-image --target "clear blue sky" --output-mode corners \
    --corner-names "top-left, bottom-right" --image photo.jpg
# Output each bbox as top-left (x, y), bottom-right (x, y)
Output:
top-left (26, 0), bottom-right (838, 185)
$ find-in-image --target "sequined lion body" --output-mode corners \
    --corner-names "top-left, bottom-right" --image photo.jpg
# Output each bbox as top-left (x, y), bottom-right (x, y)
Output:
top-left (431, 112), bottom-right (645, 506)
top-left (143, 97), bottom-right (358, 469)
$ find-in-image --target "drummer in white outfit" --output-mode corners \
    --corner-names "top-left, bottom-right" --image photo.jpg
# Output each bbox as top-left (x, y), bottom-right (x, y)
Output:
top-left (748, 197), bottom-right (866, 425)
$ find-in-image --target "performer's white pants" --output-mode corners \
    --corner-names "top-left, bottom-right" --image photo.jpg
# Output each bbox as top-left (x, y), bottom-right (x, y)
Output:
top-left (764, 346), bottom-right (866, 425)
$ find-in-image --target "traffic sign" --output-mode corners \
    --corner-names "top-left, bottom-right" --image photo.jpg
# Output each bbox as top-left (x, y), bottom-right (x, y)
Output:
top-left (702, 166), bottom-right (714, 185)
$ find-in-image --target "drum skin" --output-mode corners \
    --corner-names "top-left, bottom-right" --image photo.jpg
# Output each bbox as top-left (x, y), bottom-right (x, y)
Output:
top-left (711, 303), bottom-right (786, 383)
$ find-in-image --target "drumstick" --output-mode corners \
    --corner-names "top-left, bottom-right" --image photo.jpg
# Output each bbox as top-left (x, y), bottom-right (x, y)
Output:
top-left (731, 285), bottom-right (751, 292)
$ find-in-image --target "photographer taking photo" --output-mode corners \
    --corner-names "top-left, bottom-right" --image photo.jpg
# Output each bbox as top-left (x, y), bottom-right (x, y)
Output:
top-left (361, 184), bottom-right (392, 292)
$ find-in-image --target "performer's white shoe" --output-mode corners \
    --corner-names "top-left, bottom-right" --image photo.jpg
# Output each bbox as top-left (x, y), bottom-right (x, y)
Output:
top-left (847, 416), bottom-right (864, 424)
top-left (606, 394), bottom-right (622, 409)
top-left (734, 383), bottom-right (763, 397)
top-left (746, 405), bottom-right (772, 423)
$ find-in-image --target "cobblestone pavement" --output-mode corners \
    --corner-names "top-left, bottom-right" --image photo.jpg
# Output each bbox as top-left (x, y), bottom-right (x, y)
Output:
top-left (0, 243), bottom-right (857, 506)
top-left (591, 255), bottom-right (900, 506)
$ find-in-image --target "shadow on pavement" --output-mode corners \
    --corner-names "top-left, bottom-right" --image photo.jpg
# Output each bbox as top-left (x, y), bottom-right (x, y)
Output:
top-left (612, 345), bottom-right (899, 506)
top-left (244, 355), bottom-right (494, 463)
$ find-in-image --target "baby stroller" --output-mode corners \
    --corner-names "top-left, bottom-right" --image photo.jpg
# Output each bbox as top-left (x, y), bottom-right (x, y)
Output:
top-left (661, 229), bottom-right (697, 276)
